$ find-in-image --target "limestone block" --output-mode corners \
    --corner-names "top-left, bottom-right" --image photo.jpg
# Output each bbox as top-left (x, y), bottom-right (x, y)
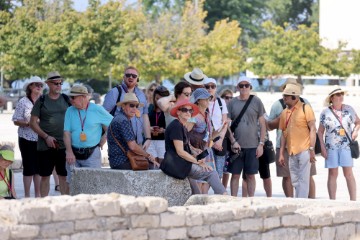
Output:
top-left (137, 196), bottom-right (168, 214)
top-left (75, 218), bottom-right (105, 231)
top-left (51, 202), bottom-right (93, 221)
top-left (0, 226), bottom-right (10, 240)
top-left (0, 209), bottom-right (18, 225)
top-left (276, 203), bottom-right (299, 215)
top-left (321, 227), bottom-right (335, 239)
top-left (184, 195), bottom-right (241, 206)
top-left (90, 198), bottom-right (121, 217)
top-left (309, 212), bottom-right (333, 227)
top-left (160, 212), bottom-right (186, 227)
top-left (70, 231), bottom-right (112, 240)
top-left (70, 168), bottom-right (191, 206)
top-left (240, 218), bottom-right (263, 232)
top-left (332, 208), bottom-right (357, 224)
top-left (263, 216), bottom-right (281, 230)
top-left (232, 207), bottom-right (256, 220)
top-left (166, 227), bottom-right (187, 240)
top-left (112, 228), bottom-right (147, 240)
top-left (106, 217), bottom-right (129, 230)
top-left (336, 223), bottom-right (356, 240)
top-left (120, 198), bottom-right (146, 215)
top-left (131, 214), bottom-right (160, 228)
top-left (40, 222), bottom-right (74, 238)
top-left (17, 204), bottom-right (52, 224)
top-left (148, 229), bottom-right (167, 240)
top-left (261, 228), bottom-right (299, 240)
top-left (282, 214), bottom-right (310, 227)
top-left (210, 221), bottom-right (241, 236)
top-left (61, 236), bottom-right (71, 240)
top-left (230, 232), bottom-right (261, 240)
top-left (202, 237), bottom-right (227, 240)
top-left (10, 224), bottom-right (39, 239)
top-left (186, 211), bottom-right (204, 226)
top-left (299, 229), bottom-right (321, 240)
top-left (188, 225), bottom-right (211, 238)
top-left (253, 205), bottom-right (278, 218)
top-left (202, 208), bottom-right (235, 224)
top-left (356, 223), bottom-right (360, 234)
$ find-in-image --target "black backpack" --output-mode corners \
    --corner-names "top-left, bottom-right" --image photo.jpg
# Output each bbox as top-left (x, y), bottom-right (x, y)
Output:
top-left (109, 85), bottom-right (122, 116)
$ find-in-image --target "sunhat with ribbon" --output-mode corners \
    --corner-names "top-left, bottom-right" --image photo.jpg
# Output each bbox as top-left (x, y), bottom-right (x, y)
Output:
top-left (68, 85), bottom-right (89, 96)
top-left (282, 83), bottom-right (301, 96)
top-left (184, 68), bottom-right (207, 86)
top-left (117, 93), bottom-right (144, 107)
top-left (46, 71), bottom-right (62, 82)
top-left (325, 86), bottom-right (347, 106)
top-left (22, 76), bottom-right (44, 91)
top-left (280, 78), bottom-right (303, 91)
top-left (170, 99), bottom-right (199, 118)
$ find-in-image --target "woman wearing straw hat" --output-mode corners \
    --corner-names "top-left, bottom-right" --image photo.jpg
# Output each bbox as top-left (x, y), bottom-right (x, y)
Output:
top-left (318, 86), bottom-right (360, 201)
top-left (12, 76), bottom-right (44, 198)
top-left (0, 144), bottom-right (17, 199)
top-left (160, 99), bottom-right (227, 195)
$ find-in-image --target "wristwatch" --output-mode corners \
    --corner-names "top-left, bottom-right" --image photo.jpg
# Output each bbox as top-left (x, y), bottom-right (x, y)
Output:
top-left (309, 147), bottom-right (314, 151)
top-left (259, 141), bottom-right (264, 145)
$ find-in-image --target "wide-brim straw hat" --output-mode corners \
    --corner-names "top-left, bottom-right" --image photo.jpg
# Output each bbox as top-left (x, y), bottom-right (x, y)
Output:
top-left (280, 78), bottom-right (303, 91)
top-left (22, 76), bottom-right (44, 91)
top-left (46, 71), bottom-right (62, 82)
top-left (282, 83), bottom-right (301, 96)
top-left (184, 68), bottom-right (207, 86)
top-left (68, 85), bottom-right (89, 96)
top-left (117, 92), bottom-right (144, 107)
top-left (170, 99), bottom-right (199, 118)
top-left (324, 86), bottom-right (347, 106)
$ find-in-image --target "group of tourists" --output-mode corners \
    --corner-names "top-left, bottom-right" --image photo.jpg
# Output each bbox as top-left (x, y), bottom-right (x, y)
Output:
top-left (1, 66), bottom-right (359, 201)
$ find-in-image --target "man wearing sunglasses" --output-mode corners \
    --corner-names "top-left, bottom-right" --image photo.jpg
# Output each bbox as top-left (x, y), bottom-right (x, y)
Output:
top-left (30, 71), bottom-right (70, 196)
top-left (103, 66), bottom-right (151, 150)
top-left (226, 76), bottom-right (266, 197)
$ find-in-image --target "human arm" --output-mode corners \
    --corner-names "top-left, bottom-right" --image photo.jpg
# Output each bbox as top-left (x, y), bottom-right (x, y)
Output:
top-left (278, 134), bottom-right (286, 166)
top-left (317, 123), bottom-right (327, 159)
top-left (266, 116), bottom-right (280, 131)
top-left (307, 120), bottom-right (317, 163)
top-left (256, 116), bottom-right (266, 158)
top-left (13, 120), bottom-right (30, 127)
top-left (157, 94), bottom-right (176, 112)
top-left (30, 115), bottom-right (57, 148)
top-left (64, 131), bottom-right (76, 164)
top-left (173, 140), bottom-right (211, 171)
top-left (352, 114), bottom-right (360, 140)
top-left (142, 114), bottom-right (151, 150)
top-left (99, 125), bottom-right (108, 150)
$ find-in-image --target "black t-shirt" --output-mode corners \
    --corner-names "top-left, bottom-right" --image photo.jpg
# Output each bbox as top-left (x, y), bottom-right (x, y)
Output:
top-left (148, 104), bottom-right (166, 140)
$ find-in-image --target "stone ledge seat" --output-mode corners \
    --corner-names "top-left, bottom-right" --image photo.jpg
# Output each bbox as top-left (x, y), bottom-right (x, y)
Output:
top-left (70, 168), bottom-right (192, 206)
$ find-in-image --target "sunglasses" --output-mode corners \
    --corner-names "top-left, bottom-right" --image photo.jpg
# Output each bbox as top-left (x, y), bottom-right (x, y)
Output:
top-left (51, 82), bottom-right (63, 86)
top-left (182, 92), bottom-right (191, 97)
top-left (205, 85), bottom-right (216, 90)
top-left (32, 83), bottom-right (43, 88)
top-left (128, 103), bottom-right (139, 108)
top-left (224, 96), bottom-right (233, 100)
top-left (125, 73), bottom-right (138, 79)
top-left (179, 108), bottom-right (194, 114)
top-left (238, 84), bottom-right (250, 88)
top-left (333, 92), bottom-right (344, 97)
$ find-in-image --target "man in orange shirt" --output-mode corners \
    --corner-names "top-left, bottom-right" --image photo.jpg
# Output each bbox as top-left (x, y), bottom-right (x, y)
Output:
top-left (278, 84), bottom-right (317, 198)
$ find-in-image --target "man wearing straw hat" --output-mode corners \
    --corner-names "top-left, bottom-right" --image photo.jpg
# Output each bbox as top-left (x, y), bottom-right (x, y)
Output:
top-left (107, 93), bottom-right (158, 170)
top-left (278, 83), bottom-right (317, 198)
top-left (63, 85), bottom-right (113, 184)
top-left (183, 68), bottom-right (206, 90)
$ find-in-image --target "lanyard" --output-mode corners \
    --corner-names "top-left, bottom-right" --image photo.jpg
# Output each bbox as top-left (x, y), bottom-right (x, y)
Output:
top-left (285, 107), bottom-right (296, 128)
top-left (0, 170), bottom-right (11, 194)
top-left (332, 106), bottom-right (342, 124)
top-left (78, 103), bottom-right (89, 131)
top-left (155, 112), bottom-right (161, 126)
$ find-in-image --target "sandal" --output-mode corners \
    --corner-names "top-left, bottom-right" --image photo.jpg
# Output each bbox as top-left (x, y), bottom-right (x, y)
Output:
top-left (55, 185), bottom-right (60, 192)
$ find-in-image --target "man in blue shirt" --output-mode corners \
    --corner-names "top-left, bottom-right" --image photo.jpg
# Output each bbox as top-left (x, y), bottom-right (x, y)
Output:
top-left (64, 85), bottom-right (113, 183)
top-left (103, 66), bottom-right (151, 150)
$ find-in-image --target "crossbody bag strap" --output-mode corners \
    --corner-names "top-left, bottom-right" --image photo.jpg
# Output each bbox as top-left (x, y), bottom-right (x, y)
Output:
top-left (230, 95), bottom-right (254, 132)
top-left (328, 107), bottom-right (352, 142)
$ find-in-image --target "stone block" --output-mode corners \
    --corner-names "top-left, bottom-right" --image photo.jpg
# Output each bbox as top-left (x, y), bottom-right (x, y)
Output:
top-left (282, 214), bottom-right (310, 227)
top-left (131, 215), bottom-right (160, 228)
top-left (241, 218), bottom-right (263, 231)
top-left (261, 228), bottom-right (299, 240)
top-left (10, 224), bottom-right (39, 239)
top-left (112, 228), bottom-right (147, 240)
top-left (70, 168), bottom-right (191, 206)
top-left (253, 205), bottom-right (278, 218)
top-left (51, 202), bottom-right (93, 221)
top-left (356, 223), bottom-right (360, 234)
top-left (263, 216), bottom-right (281, 230)
top-left (90, 198), bottom-right (121, 216)
top-left (137, 196), bottom-right (168, 214)
top-left (166, 227), bottom-right (187, 239)
top-left (184, 195), bottom-right (241, 206)
top-left (148, 229), bottom-right (167, 240)
top-left (186, 211), bottom-right (203, 226)
top-left (17, 204), bottom-right (52, 224)
top-left (299, 229), bottom-right (321, 240)
top-left (75, 216), bottom-right (128, 231)
top-left (321, 227), bottom-right (336, 239)
top-left (106, 217), bottom-right (129, 230)
top-left (160, 212), bottom-right (186, 227)
top-left (203, 208), bottom-right (235, 224)
top-left (336, 223), bottom-right (356, 240)
top-left (332, 208), bottom-right (357, 224)
top-left (309, 211), bottom-right (333, 227)
top-left (188, 225), bottom-right (211, 238)
top-left (0, 226), bottom-right (10, 240)
top-left (232, 207), bottom-right (256, 220)
top-left (40, 222), bottom-right (74, 238)
top-left (231, 232), bottom-right (261, 240)
top-left (120, 198), bottom-right (146, 215)
top-left (0, 209), bottom-right (18, 225)
top-left (70, 231), bottom-right (112, 240)
top-left (210, 221), bottom-right (241, 236)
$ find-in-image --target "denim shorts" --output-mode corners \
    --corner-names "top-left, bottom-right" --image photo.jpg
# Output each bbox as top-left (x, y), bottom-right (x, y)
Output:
top-left (228, 148), bottom-right (258, 175)
top-left (325, 148), bottom-right (353, 168)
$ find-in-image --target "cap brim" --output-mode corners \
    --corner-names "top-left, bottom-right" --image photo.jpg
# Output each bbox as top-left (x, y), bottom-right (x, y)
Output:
top-left (68, 93), bottom-right (89, 96)
top-left (0, 150), bottom-right (14, 162)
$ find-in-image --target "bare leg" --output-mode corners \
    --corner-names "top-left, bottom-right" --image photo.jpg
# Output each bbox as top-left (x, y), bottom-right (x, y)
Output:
top-left (242, 179), bottom-right (248, 197)
top-left (263, 177), bottom-right (272, 197)
top-left (343, 167), bottom-right (356, 201)
top-left (246, 174), bottom-right (256, 197)
top-left (23, 175), bottom-right (33, 198)
top-left (308, 176), bottom-right (316, 199)
top-left (58, 176), bottom-right (69, 195)
top-left (230, 174), bottom-right (240, 196)
top-left (222, 173), bottom-right (230, 188)
top-left (283, 176), bottom-right (294, 197)
top-left (202, 183), bottom-right (210, 194)
top-left (40, 176), bottom-right (50, 197)
top-left (52, 168), bottom-right (59, 191)
top-left (33, 174), bottom-right (41, 197)
top-left (327, 168), bottom-right (338, 200)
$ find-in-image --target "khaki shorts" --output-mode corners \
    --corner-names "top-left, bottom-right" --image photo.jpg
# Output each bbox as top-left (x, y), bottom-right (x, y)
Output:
top-left (275, 148), bottom-right (316, 177)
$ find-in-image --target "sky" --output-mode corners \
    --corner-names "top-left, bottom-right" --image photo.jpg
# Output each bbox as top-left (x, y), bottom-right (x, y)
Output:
top-left (73, 0), bottom-right (109, 12)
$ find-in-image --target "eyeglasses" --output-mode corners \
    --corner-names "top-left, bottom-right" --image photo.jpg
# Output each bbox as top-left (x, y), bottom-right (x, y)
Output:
top-left (224, 96), bottom-right (233, 100)
top-left (128, 103), bottom-right (139, 108)
top-left (51, 82), bottom-right (63, 86)
top-left (238, 84), bottom-right (250, 88)
top-left (182, 92), bottom-right (191, 97)
top-left (125, 73), bottom-right (138, 79)
top-left (205, 84), bottom-right (216, 90)
top-left (333, 92), bottom-right (344, 97)
top-left (32, 83), bottom-right (43, 88)
top-left (179, 108), bottom-right (194, 114)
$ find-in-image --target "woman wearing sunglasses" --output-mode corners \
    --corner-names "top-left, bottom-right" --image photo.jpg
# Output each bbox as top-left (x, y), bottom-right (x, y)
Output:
top-left (12, 76), bottom-right (44, 198)
top-left (160, 99), bottom-right (226, 195)
top-left (318, 86), bottom-right (360, 201)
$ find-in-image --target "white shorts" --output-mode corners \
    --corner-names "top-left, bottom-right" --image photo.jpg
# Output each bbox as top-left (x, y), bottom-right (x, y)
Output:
top-left (146, 140), bottom-right (166, 159)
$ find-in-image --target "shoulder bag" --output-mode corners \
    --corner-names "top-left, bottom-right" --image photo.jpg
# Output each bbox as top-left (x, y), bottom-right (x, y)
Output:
top-left (259, 134), bottom-right (276, 164)
top-left (109, 125), bottom-right (149, 170)
top-left (329, 107), bottom-right (359, 159)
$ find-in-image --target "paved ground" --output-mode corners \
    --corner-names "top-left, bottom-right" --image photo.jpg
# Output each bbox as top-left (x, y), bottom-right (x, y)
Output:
top-left (2, 90), bottom-right (360, 200)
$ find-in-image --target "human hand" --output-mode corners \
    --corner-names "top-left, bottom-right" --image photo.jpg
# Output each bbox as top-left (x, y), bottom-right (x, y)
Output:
top-left (143, 139), bottom-right (151, 150)
top-left (66, 150), bottom-right (76, 164)
top-left (231, 142), bottom-right (241, 153)
top-left (256, 145), bottom-right (264, 158)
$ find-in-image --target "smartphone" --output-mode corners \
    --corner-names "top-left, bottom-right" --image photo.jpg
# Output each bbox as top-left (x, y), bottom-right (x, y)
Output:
top-left (196, 149), bottom-right (209, 161)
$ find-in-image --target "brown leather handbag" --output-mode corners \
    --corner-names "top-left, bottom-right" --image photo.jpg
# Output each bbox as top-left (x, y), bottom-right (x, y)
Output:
top-left (109, 125), bottom-right (149, 170)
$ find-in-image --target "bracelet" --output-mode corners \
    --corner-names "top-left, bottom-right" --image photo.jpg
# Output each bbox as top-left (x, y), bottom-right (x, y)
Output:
top-left (259, 141), bottom-right (264, 145)
top-left (145, 138), bottom-right (151, 141)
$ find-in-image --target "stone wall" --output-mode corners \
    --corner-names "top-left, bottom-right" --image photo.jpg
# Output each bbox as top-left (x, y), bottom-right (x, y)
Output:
top-left (1, 194), bottom-right (360, 240)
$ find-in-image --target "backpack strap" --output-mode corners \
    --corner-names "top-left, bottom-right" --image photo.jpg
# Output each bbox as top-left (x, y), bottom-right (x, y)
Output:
top-left (230, 95), bottom-right (254, 132)
top-left (110, 85), bottom-right (122, 116)
top-left (279, 99), bottom-right (286, 110)
top-left (217, 97), bottom-right (223, 112)
top-left (62, 93), bottom-right (72, 106)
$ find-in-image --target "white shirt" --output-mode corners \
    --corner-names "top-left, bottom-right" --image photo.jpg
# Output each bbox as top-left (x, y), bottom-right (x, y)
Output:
top-left (208, 97), bottom-right (228, 131)
top-left (12, 97), bottom-right (38, 141)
